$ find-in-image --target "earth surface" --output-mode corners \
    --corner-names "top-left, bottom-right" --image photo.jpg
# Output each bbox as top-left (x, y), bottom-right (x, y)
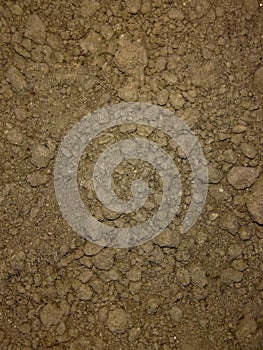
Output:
top-left (1, 0), bottom-right (263, 349)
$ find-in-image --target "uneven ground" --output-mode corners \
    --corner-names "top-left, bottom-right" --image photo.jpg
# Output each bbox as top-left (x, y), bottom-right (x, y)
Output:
top-left (1, 0), bottom-right (263, 349)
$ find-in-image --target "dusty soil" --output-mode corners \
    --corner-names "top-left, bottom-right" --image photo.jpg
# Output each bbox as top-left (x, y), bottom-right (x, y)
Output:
top-left (1, 0), bottom-right (263, 349)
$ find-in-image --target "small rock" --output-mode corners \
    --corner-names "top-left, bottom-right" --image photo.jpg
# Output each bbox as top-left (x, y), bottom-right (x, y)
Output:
top-left (219, 211), bottom-right (239, 235)
top-left (228, 243), bottom-right (242, 259)
top-left (240, 143), bottom-right (257, 159)
top-left (126, 268), bottom-right (141, 282)
top-left (156, 90), bottom-right (169, 105)
top-left (80, 30), bottom-right (102, 54)
top-left (238, 225), bottom-right (253, 241)
top-left (168, 8), bottom-right (185, 20)
top-left (190, 62), bottom-right (216, 89)
top-left (125, 0), bottom-right (141, 14)
top-left (220, 267), bottom-right (243, 284)
top-left (78, 270), bottom-right (93, 283)
top-left (254, 66), bottom-right (263, 93)
top-left (24, 14), bottom-right (46, 44)
top-left (80, 0), bottom-right (100, 17)
top-left (247, 175), bottom-right (263, 224)
top-left (27, 172), bottom-right (49, 187)
top-left (83, 242), bottom-right (103, 256)
top-left (180, 108), bottom-right (199, 128)
top-left (232, 124), bottom-right (247, 133)
top-left (176, 267), bottom-right (190, 286)
top-left (231, 259), bottom-right (248, 272)
top-left (169, 305), bottom-right (183, 323)
top-left (114, 42), bottom-right (148, 75)
top-left (107, 308), bottom-right (130, 333)
top-left (146, 296), bottom-right (161, 314)
top-left (77, 284), bottom-right (93, 301)
top-left (6, 127), bottom-right (23, 145)
top-left (154, 229), bottom-right (181, 248)
top-left (190, 266), bottom-right (207, 287)
top-left (208, 166), bottom-right (224, 184)
top-left (6, 66), bottom-right (27, 91)
top-left (227, 166), bottom-right (260, 189)
top-left (118, 82), bottom-right (138, 102)
top-left (170, 91), bottom-right (185, 110)
top-left (92, 249), bottom-right (115, 270)
top-left (236, 317), bottom-right (257, 341)
top-left (30, 141), bottom-right (56, 168)
top-left (40, 303), bottom-right (62, 329)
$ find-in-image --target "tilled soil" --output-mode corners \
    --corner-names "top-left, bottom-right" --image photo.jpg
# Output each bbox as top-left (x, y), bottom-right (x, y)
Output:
top-left (1, 0), bottom-right (263, 349)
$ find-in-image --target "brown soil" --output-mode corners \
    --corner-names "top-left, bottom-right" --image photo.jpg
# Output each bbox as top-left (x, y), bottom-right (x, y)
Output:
top-left (1, 0), bottom-right (263, 349)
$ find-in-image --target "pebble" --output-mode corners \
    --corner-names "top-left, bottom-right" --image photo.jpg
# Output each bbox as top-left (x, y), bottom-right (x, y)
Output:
top-left (77, 284), bottom-right (93, 301)
top-left (6, 66), bottom-right (27, 91)
top-left (146, 296), bottom-right (161, 314)
top-left (126, 268), bottom-right (142, 282)
top-left (169, 91), bottom-right (185, 110)
top-left (125, 0), bottom-right (141, 14)
top-left (40, 303), bottom-right (62, 329)
top-left (107, 308), bottom-right (130, 333)
top-left (176, 267), bottom-right (190, 287)
top-left (153, 229), bottom-right (181, 248)
top-left (156, 89), bottom-right (169, 105)
top-left (168, 8), bottom-right (185, 20)
top-left (6, 127), bottom-right (23, 145)
top-left (220, 268), bottom-right (243, 284)
top-left (24, 14), bottom-right (46, 44)
top-left (246, 175), bottom-right (263, 224)
top-left (27, 172), bottom-right (49, 187)
top-left (114, 42), bottom-right (148, 75)
top-left (169, 305), bottom-right (183, 323)
top-left (190, 266), bottom-right (207, 287)
top-left (227, 166), bottom-right (260, 190)
top-left (92, 249), bottom-right (115, 270)
top-left (219, 211), bottom-right (239, 235)
top-left (208, 166), bottom-right (224, 184)
top-left (238, 225), bottom-right (253, 241)
top-left (30, 141), bottom-right (56, 168)
top-left (118, 82), bottom-right (138, 102)
top-left (231, 259), bottom-right (248, 272)
top-left (236, 317), bottom-right (257, 341)
top-left (83, 241), bottom-right (103, 256)
top-left (240, 143), bottom-right (257, 159)
top-left (228, 243), bottom-right (242, 259)
top-left (80, 0), bottom-right (100, 17)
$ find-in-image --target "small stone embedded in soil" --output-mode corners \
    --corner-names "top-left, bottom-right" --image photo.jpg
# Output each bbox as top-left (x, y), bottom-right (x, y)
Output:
top-left (80, 0), bottom-right (100, 17)
top-left (170, 91), bottom-right (185, 110)
top-left (227, 166), bottom-right (260, 189)
top-left (92, 249), bottom-right (115, 270)
top-left (40, 303), bottom-right (62, 329)
top-left (6, 127), bottom-right (23, 145)
top-left (169, 305), bottom-right (183, 323)
top-left (30, 142), bottom-right (56, 168)
top-left (83, 241), bottom-right (103, 256)
top-left (190, 266), bottom-right (207, 287)
top-left (107, 308), bottom-right (130, 333)
top-left (246, 175), bottom-right (263, 225)
top-left (154, 229), bottom-right (181, 248)
top-left (77, 284), bottom-right (93, 301)
top-left (240, 143), bottom-right (257, 159)
top-left (147, 296), bottom-right (161, 314)
top-left (126, 268), bottom-right (141, 282)
top-left (24, 14), bottom-right (46, 44)
top-left (219, 211), bottom-right (239, 235)
top-left (6, 66), bottom-right (27, 91)
top-left (27, 172), bottom-right (49, 187)
top-left (156, 89), bottom-right (169, 105)
top-left (220, 268), bottom-right (243, 284)
top-left (114, 42), bottom-right (148, 75)
top-left (176, 267), bottom-right (190, 286)
top-left (236, 317), bottom-right (257, 341)
top-left (125, 0), bottom-right (141, 14)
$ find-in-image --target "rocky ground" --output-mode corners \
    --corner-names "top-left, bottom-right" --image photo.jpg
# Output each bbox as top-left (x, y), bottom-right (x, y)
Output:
top-left (0, 0), bottom-right (263, 349)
